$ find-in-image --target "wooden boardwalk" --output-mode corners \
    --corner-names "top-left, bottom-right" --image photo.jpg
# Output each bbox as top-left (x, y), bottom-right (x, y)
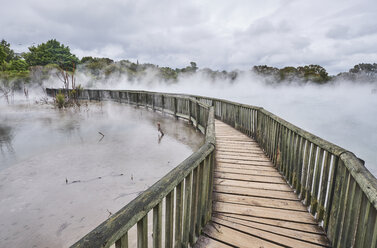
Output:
top-left (195, 120), bottom-right (331, 248)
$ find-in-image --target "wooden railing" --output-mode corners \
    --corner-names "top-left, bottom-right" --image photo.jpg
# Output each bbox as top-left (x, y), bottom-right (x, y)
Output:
top-left (46, 88), bottom-right (215, 248)
top-left (46, 88), bottom-right (377, 248)
top-left (195, 95), bottom-right (377, 248)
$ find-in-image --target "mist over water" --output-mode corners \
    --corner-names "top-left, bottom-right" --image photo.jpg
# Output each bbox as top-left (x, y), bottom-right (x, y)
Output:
top-left (51, 71), bottom-right (377, 176)
top-left (0, 101), bottom-right (203, 247)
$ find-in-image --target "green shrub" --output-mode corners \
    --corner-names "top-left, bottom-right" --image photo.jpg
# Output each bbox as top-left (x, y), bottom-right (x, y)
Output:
top-left (55, 93), bottom-right (65, 109)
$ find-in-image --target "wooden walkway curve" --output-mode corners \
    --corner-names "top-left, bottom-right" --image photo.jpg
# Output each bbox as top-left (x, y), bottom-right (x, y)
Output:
top-left (195, 120), bottom-right (331, 248)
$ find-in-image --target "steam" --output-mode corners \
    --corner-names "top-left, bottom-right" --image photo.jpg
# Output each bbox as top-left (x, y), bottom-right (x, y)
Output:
top-left (2, 66), bottom-right (377, 175)
top-left (39, 68), bottom-right (377, 175)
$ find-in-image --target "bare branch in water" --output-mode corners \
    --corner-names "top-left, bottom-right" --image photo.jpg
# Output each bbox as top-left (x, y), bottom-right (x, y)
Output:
top-left (106, 209), bottom-right (112, 218)
top-left (98, 131), bottom-right (105, 142)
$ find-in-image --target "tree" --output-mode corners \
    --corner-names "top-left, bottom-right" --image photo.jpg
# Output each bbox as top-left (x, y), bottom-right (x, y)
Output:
top-left (279, 66), bottom-right (300, 81)
top-left (349, 63), bottom-right (377, 76)
top-left (80, 57), bottom-right (114, 76)
top-left (23, 39), bottom-right (79, 71)
top-left (180, 61), bottom-right (198, 73)
top-left (190, 62), bottom-right (198, 71)
top-left (6, 59), bottom-right (29, 71)
top-left (297, 65), bottom-right (329, 83)
top-left (0, 46), bottom-right (6, 70)
top-left (0, 39), bottom-right (15, 62)
top-left (252, 65), bottom-right (279, 76)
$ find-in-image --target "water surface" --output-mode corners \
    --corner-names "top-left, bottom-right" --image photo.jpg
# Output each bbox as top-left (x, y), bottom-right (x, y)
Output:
top-left (0, 101), bottom-right (204, 247)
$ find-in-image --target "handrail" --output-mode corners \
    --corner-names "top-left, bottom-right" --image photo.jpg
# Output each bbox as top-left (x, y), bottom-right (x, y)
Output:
top-left (196, 94), bottom-right (377, 248)
top-left (46, 88), bottom-right (216, 248)
top-left (46, 88), bottom-right (377, 247)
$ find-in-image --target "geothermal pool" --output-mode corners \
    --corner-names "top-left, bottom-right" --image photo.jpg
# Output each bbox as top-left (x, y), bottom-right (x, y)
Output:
top-left (0, 101), bottom-right (204, 248)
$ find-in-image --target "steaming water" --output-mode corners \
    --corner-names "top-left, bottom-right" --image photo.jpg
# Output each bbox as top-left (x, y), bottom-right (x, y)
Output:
top-left (0, 101), bottom-right (203, 247)
top-left (80, 73), bottom-right (377, 176)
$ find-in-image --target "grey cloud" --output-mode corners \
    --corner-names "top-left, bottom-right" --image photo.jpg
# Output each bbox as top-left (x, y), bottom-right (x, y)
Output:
top-left (1, 0), bottom-right (377, 73)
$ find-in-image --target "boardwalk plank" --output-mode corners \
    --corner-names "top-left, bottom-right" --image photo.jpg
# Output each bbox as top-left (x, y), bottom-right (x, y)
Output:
top-left (217, 162), bottom-right (278, 171)
top-left (214, 171), bottom-right (286, 184)
top-left (195, 120), bottom-right (327, 248)
top-left (217, 159), bottom-right (273, 166)
top-left (215, 214), bottom-right (330, 246)
top-left (214, 178), bottom-right (293, 192)
top-left (213, 192), bottom-right (307, 211)
top-left (203, 222), bottom-right (283, 248)
top-left (215, 166), bottom-right (282, 177)
top-left (212, 217), bottom-right (328, 248)
top-left (223, 213), bottom-right (325, 234)
top-left (214, 184), bottom-right (298, 201)
top-left (193, 236), bottom-right (233, 248)
top-left (213, 201), bottom-right (317, 224)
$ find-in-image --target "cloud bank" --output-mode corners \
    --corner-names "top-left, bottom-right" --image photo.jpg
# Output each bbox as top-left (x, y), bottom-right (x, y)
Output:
top-left (1, 0), bottom-right (377, 74)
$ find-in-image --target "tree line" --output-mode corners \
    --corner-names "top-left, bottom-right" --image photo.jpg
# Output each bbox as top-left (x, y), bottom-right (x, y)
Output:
top-left (1, 38), bottom-right (377, 90)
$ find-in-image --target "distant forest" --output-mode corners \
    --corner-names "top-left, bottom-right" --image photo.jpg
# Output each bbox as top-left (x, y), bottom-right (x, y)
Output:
top-left (1, 39), bottom-right (377, 92)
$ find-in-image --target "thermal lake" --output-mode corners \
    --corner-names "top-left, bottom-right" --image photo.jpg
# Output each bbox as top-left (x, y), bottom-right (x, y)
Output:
top-left (0, 101), bottom-right (204, 247)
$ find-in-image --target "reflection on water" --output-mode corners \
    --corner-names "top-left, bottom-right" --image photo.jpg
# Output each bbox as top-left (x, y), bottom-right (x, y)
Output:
top-left (0, 124), bottom-right (14, 155)
top-left (0, 101), bottom-right (204, 248)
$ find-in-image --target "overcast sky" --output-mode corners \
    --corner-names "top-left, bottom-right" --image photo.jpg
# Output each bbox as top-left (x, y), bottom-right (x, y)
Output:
top-left (1, 0), bottom-right (377, 74)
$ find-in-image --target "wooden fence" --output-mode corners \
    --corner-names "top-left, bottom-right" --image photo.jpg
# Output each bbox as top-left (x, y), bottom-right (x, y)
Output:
top-left (46, 88), bottom-right (377, 248)
top-left (195, 95), bottom-right (377, 248)
top-left (47, 88), bottom-right (215, 248)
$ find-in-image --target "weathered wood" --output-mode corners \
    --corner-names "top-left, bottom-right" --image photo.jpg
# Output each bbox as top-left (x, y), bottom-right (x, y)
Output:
top-left (193, 236), bottom-right (232, 248)
top-left (355, 196), bottom-right (371, 247)
top-left (213, 192), bottom-right (307, 211)
top-left (305, 144), bottom-right (318, 206)
top-left (174, 182), bottom-right (183, 247)
top-left (153, 203), bottom-right (162, 248)
top-left (206, 153), bottom-right (215, 223)
top-left (212, 216), bottom-right (330, 248)
top-left (317, 151), bottom-right (331, 221)
top-left (216, 158), bottom-right (273, 166)
top-left (196, 162), bottom-right (204, 236)
top-left (214, 184), bottom-right (299, 201)
top-left (44, 89), bottom-right (377, 248)
top-left (217, 162), bottom-right (277, 171)
top-left (189, 166), bottom-right (199, 245)
top-left (215, 166), bottom-right (282, 177)
top-left (216, 154), bottom-right (271, 162)
top-left (165, 192), bottom-right (174, 248)
top-left (311, 148), bottom-right (324, 215)
top-left (213, 201), bottom-right (317, 224)
top-left (214, 178), bottom-right (293, 192)
top-left (115, 233), bottom-right (128, 248)
top-left (203, 222), bottom-right (282, 248)
top-left (214, 171), bottom-right (286, 184)
top-left (222, 213), bottom-right (325, 234)
top-left (327, 160), bottom-right (347, 243)
top-left (182, 173), bottom-right (192, 247)
top-left (300, 140), bottom-right (310, 200)
top-left (137, 215), bottom-right (147, 248)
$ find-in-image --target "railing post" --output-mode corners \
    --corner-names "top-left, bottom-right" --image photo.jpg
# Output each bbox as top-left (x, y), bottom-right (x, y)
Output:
top-left (152, 94), bottom-right (155, 111)
top-left (137, 215), bottom-right (147, 248)
top-left (174, 182), bottom-right (183, 247)
top-left (182, 173), bottom-right (192, 247)
top-left (173, 97), bottom-right (178, 119)
top-left (153, 203), bottom-right (162, 248)
top-left (188, 100), bottom-right (192, 125)
top-left (196, 103), bottom-right (200, 129)
top-left (206, 152), bottom-right (215, 223)
top-left (97, 90), bottom-right (101, 101)
top-left (165, 191), bottom-right (174, 248)
top-left (115, 233), bottom-right (128, 248)
top-left (161, 95), bottom-right (165, 113)
top-left (189, 167), bottom-right (199, 245)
